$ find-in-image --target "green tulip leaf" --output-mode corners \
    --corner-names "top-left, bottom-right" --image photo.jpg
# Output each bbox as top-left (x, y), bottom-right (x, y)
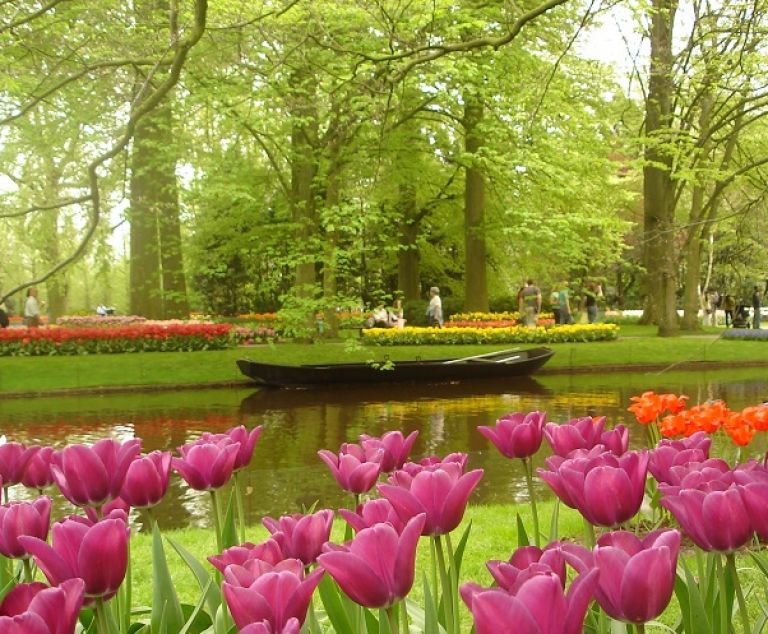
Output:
top-left (221, 490), bottom-right (238, 550)
top-left (317, 575), bottom-right (354, 634)
top-left (422, 573), bottom-right (445, 634)
top-left (548, 499), bottom-right (560, 542)
top-left (516, 513), bottom-right (529, 548)
top-left (168, 538), bottom-right (221, 617)
top-left (678, 561), bottom-right (713, 634)
top-left (179, 582), bottom-right (214, 634)
top-left (151, 525), bottom-right (185, 634)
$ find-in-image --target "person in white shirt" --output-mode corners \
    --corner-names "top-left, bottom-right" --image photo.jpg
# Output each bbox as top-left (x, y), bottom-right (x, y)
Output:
top-left (426, 286), bottom-right (443, 327)
top-left (24, 287), bottom-right (41, 328)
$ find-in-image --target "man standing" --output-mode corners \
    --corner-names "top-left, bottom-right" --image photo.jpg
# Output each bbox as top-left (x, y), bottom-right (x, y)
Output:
top-left (519, 279), bottom-right (542, 328)
top-left (24, 287), bottom-right (41, 328)
top-left (753, 286), bottom-right (762, 329)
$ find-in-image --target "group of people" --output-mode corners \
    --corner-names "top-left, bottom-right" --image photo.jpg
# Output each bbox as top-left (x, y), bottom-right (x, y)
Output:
top-left (0, 287), bottom-right (41, 329)
top-left (705, 286), bottom-right (765, 329)
top-left (519, 280), bottom-right (603, 328)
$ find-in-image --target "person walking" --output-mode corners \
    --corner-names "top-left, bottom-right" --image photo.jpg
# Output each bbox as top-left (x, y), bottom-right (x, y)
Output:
top-left (723, 294), bottom-right (736, 327)
top-left (557, 281), bottom-right (573, 325)
top-left (582, 282), bottom-right (602, 324)
top-left (549, 287), bottom-right (561, 325)
top-left (426, 286), bottom-right (443, 327)
top-left (753, 286), bottom-right (762, 329)
top-left (24, 287), bottom-right (41, 328)
top-left (519, 279), bottom-right (542, 328)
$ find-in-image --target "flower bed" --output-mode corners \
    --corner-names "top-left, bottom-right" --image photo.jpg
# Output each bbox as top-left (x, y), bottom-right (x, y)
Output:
top-left (362, 323), bottom-right (619, 345)
top-left (445, 318), bottom-right (555, 328)
top-left (449, 310), bottom-right (555, 322)
top-left (56, 315), bottom-right (148, 328)
top-left (721, 328), bottom-right (768, 341)
top-left (0, 323), bottom-right (234, 355)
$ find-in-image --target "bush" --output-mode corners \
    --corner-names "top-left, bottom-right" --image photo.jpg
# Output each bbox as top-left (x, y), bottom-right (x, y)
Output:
top-left (489, 294), bottom-right (519, 313)
top-left (403, 300), bottom-right (429, 326)
top-left (442, 296), bottom-right (464, 321)
top-left (362, 323), bottom-right (619, 345)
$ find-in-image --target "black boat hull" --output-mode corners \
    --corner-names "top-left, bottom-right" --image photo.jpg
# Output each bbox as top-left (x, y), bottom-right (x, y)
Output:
top-left (236, 347), bottom-right (554, 387)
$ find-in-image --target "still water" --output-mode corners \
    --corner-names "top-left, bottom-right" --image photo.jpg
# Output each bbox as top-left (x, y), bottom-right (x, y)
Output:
top-left (1, 369), bottom-right (767, 530)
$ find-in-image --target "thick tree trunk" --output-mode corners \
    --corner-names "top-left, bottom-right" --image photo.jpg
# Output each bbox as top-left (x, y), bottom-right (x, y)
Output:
top-left (681, 229), bottom-right (704, 330)
top-left (463, 94), bottom-right (488, 312)
top-left (321, 149), bottom-right (342, 339)
top-left (643, 0), bottom-right (679, 336)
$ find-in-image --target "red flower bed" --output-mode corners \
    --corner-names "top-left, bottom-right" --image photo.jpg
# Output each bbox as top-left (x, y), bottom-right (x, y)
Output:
top-left (0, 323), bottom-right (234, 356)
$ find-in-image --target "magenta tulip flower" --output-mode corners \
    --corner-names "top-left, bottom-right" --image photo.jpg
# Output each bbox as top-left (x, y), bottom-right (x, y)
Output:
top-left (51, 439), bottom-right (141, 507)
top-left (0, 443), bottom-right (39, 486)
top-left (262, 509), bottom-right (333, 566)
top-left (416, 452), bottom-right (468, 472)
top-left (201, 425), bottom-right (263, 471)
top-left (317, 444), bottom-right (383, 494)
top-left (563, 529), bottom-right (680, 624)
top-left (209, 538), bottom-right (285, 574)
top-left (544, 417), bottom-right (607, 457)
top-left (0, 497), bottom-right (52, 559)
top-left (84, 496), bottom-right (130, 525)
top-left (339, 498), bottom-right (405, 534)
top-left (478, 412), bottom-right (546, 459)
top-left (120, 451), bottom-right (171, 508)
top-left (659, 431), bottom-right (712, 455)
top-left (318, 514), bottom-right (425, 608)
top-left (20, 447), bottom-right (55, 490)
top-left (538, 451), bottom-right (649, 527)
top-left (360, 430), bottom-right (419, 473)
top-left (222, 559), bottom-right (323, 632)
top-left (657, 458), bottom-right (732, 495)
top-left (599, 425), bottom-right (629, 455)
top-left (0, 578), bottom-right (85, 634)
top-left (487, 543), bottom-right (567, 590)
top-left (19, 511), bottom-right (130, 603)
top-left (173, 438), bottom-right (240, 491)
top-left (378, 462), bottom-right (483, 535)
top-left (649, 446), bottom-right (710, 485)
top-left (461, 567), bottom-right (598, 634)
top-left (660, 485), bottom-right (752, 552)
top-left (240, 619), bottom-right (300, 634)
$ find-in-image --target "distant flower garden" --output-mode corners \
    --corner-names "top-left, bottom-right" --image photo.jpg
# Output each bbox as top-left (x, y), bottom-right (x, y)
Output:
top-left (0, 323), bottom-right (276, 356)
top-left (721, 328), bottom-right (768, 341)
top-left (362, 323), bottom-right (619, 345)
top-left (56, 315), bottom-right (149, 328)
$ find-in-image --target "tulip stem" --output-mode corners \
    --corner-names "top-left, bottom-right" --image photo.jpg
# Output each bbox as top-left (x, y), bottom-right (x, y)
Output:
top-left (233, 471), bottom-right (246, 543)
top-left (22, 558), bottom-right (32, 583)
top-left (429, 537), bottom-right (438, 602)
top-left (385, 605), bottom-right (400, 634)
top-left (445, 532), bottom-right (460, 634)
top-left (400, 598), bottom-right (409, 633)
top-left (1, 486), bottom-right (7, 505)
top-left (583, 518), bottom-right (596, 549)
top-left (210, 490), bottom-right (223, 552)
top-left (522, 458), bottom-right (540, 547)
top-left (716, 553), bottom-right (727, 634)
top-left (434, 535), bottom-right (456, 634)
top-left (727, 552), bottom-right (751, 634)
top-left (636, 624), bottom-right (645, 634)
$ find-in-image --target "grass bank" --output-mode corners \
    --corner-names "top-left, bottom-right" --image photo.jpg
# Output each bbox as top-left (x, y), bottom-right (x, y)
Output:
top-left (1, 326), bottom-right (766, 395)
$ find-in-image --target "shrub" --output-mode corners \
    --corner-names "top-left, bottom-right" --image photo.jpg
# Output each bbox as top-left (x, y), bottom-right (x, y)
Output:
top-left (489, 294), bottom-right (519, 313)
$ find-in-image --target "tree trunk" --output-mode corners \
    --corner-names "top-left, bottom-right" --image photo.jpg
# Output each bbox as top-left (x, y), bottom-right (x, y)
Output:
top-left (463, 93), bottom-right (488, 312)
top-left (681, 229), bottom-right (704, 330)
top-left (397, 182), bottom-right (421, 302)
top-left (643, 0), bottom-right (679, 336)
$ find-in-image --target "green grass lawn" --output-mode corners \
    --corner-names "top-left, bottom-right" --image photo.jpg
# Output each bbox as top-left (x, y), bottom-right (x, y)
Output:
top-left (0, 327), bottom-right (765, 394)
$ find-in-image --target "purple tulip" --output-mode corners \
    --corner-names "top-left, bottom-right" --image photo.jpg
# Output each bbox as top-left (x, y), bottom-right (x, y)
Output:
top-left (240, 619), bottom-right (301, 634)
top-left (649, 446), bottom-right (710, 485)
top-left (19, 510), bottom-right (130, 603)
top-left (20, 447), bottom-right (55, 490)
top-left (84, 496), bottom-right (130, 524)
top-left (564, 530), bottom-right (680, 623)
top-left (378, 462), bottom-right (483, 535)
top-left (0, 497), bottom-right (52, 559)
top-left (416, 452), bottom-right (468, 472)
top-left (487, 543), bottom-right (568, 590)
top-left (317, 444), bottom-right (383, 494)
top-left (120, 451), bottom-right (171, 508)
top-left (658, 431), bottom-right (712, 455)
top-left (599, 425), bottom-right (629, 455)
top-left (318, 514), bottom-right (425, 608)
top-left (222, 558), bottom-right (323, 632)
top-left (538, 451), bottom-right (649, 527)
top-left (339, 498), bottom-right (405, 534)
top-left (0, 443), bottom-right (40, 486)
top-left (544, 417), bottom-right (611, 457)
top-left (657, 458), bottom-right (732, 495)
top-left (359, 430), bottom-right (419, 472)
top-left (173, 438), bottom-right (240, 491)
top-left (262, 510), bottom-right (333, 566)
top-left (461, 567), bottom-right (598, 634)
top-left (478, 412), bottom-right (546, 459)
top-left (209, 538), bottom-right (284, 574)
top-left (201, 425), bottom-right (263, 471)
top-left (660, 485), bottom-right (752, 552)
top-left (51, 439), bottom-right (141, 507)
top-left (0, 578), bottom-right (85, 634)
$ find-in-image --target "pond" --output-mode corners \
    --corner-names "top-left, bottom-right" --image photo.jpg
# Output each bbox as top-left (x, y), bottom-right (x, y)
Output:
top-left (2, 368), bottom-right (767, 531)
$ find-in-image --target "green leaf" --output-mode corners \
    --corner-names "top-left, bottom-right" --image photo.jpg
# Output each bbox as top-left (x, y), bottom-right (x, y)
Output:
top-left (221, 490), bottom-right (238, 550)
top-left (168, 538), bottom-right (221, 617)
top-left (152, 524), bottom-right (185, 634)
top-left (450, 521), bottom-right (472, 579)
top-left (549, 499), bottom-right (560, 542)
top-left (516, 513), bottom-right (529, 548)
top-left (317, 575), bottom-right (353, 634)
top-left (179, 581), bottom-right (214, 634)
top-left (422, 574), bottom-right (442, 634)
top-left (679, 560), bottom-right (713, 634)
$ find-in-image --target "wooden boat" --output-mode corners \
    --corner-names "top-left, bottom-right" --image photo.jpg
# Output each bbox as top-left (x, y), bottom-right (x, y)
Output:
top-left (236, 347), bottom-right (554, 388)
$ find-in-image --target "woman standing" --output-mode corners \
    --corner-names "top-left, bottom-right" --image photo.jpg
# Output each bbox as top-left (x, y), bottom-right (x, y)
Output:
top-left (24, 287), bottom-right (41, 328)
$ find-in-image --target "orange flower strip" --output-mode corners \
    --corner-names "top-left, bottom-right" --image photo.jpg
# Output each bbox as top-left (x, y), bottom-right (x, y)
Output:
top-left (628, 391), bottom-right (688, 425)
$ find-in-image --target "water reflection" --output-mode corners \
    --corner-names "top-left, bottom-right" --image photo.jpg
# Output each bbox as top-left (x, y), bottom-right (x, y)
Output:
top-left (2, 370), bottom-right (768, 530)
